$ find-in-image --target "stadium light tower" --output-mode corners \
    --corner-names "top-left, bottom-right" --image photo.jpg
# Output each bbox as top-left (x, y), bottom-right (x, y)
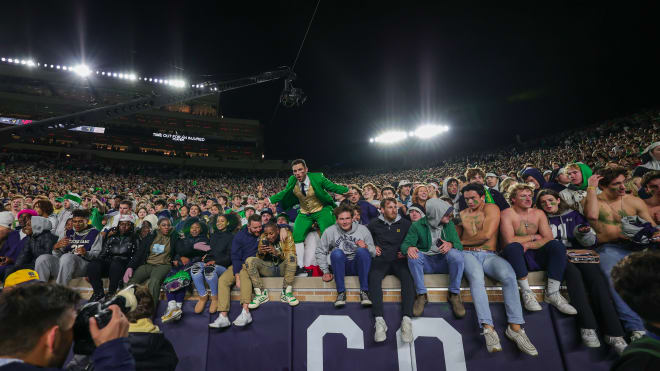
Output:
top-left (413, 124), bottom-right (449, 139)
top-left (74, 64), bottom-right (91, 78)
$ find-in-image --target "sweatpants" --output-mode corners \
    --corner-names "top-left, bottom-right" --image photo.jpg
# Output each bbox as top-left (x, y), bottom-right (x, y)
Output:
top-left (368, 256), bottom-right (415, 317)
top-left (86, 258), bottom-right (130, 296)
top-left (35, 253), bottom-right (88, 285)
top-left (564, 262), bottom-right (624, 336)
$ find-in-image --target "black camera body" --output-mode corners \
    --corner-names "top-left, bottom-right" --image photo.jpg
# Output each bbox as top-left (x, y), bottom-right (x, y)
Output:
top-left (73, 285), bottom-right (136, 355)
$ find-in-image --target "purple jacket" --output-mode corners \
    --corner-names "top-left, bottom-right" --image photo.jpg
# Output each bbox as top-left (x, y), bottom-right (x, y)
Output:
top-left (358, 200), bottom-right (379, 225)
top-left (1, 230), bottom-right (27, 262)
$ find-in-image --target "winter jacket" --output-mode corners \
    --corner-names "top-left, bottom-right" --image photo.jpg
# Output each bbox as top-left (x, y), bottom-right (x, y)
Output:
top-left (318, 222), bottom-right (376, 274)
top-left (367, 214), bottom-right (411, 261)
top-left (256, 229), bottom-right (296, 263)
top-left (0, 338), bottom-right (135, 371)
top-left (208, 229), bottom-right (234, 267)
top-left (14, 217), bottom-right (58, 267)
top-left (128, 231), bottom-right (179, 270)
top-left (230, 227), bottom-right (259, 274)
top-left (100, 232), bottom-right (138, 261)
top-left (127, 319), bottom-right (178, 371)
top-left (1, 230), bottom-right (27, 263)
top-left (401, 198), bottom-right (463, 255)
top-left (174, 234), bottom-right (210, 263)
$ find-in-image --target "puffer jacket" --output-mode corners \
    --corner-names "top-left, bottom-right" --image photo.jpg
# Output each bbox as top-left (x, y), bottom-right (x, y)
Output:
top-left (101, 232), bottom-right (138, 261)
top-left (14, 216), bottom-right (58, 267)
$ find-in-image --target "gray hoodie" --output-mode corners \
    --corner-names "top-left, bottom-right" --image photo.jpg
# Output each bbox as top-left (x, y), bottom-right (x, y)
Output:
top-left (441, 177), bottom-right (461, 217)
top-left (317, 221), bottom-right (376, 274)
top-left (424, 198), bottom-right (453, 255)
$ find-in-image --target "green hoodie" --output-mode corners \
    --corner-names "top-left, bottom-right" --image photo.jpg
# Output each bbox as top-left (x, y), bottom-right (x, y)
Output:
top-left (569, 162), bottom-right (593, 191)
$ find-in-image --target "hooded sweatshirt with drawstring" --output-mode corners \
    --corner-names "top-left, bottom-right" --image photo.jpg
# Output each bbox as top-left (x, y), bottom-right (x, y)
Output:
top-left (401, 198), bottom-right (463, 255)
top-left (442, 177), bottom-right (461, 216)
top-left (317, 221), bottom-right (376, 274)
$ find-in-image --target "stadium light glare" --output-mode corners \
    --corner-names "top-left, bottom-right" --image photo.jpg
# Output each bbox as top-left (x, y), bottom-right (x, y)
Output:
top-left (73, 64), bottom-right (91, 77)
top-left (373, 130), bottom-right (408, 144)
top-left (27, 60), bottom-right (35, 67)
top-left (413, 124), bottom-right (448, 139)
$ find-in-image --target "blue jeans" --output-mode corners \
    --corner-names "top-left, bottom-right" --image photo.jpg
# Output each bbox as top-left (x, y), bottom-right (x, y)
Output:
top-left (330, 248), bottom-right (371, 292)
top-left (597, 244), bottom-right (645, 331)
top-left (190, 262), bottom-right (227, 296)
top-left (463, 250), bottom-right (524, 327)
top-left (407, 248), bottom-right (464, 294)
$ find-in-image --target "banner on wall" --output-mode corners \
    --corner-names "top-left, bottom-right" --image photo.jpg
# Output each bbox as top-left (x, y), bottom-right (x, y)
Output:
top-left (152, 301), bottom-right (616, 371)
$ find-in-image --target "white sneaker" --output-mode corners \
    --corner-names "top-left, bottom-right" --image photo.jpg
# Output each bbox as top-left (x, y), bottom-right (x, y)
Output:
top-left (545, 292), bottom-right (577, 315)
top-left (208, 314), bottom-right (231, 329)
top-left (233, 310), bottom-right (253, 326)
top-left (580, 328), bottom-right (601, 348)
top-left (400, 316), bottom-right (413, 343)
top-left (521, 290), bottom-right (542, 312)
top-left (605, 336), bottom-right (628, 355)
top-left (482, 327), bottom-right (502, 353)
top-left (630, 330), bottom-right (646, 342)
top-left (161, 301), bottom-right (182, 323)
top-left (374, 317), bottom-right (387, 343)
top-left (505, 326), bottom-right (538, 356)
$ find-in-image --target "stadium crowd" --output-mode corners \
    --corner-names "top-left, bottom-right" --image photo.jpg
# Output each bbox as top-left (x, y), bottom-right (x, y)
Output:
top-left (0, 110), bottom-right (659, 370)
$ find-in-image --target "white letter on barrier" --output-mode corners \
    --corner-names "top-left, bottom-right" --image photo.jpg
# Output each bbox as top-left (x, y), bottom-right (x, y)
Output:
top-left (307, 315), bottom-right (365, 371)
top-left (396, 317), bottom-right (467, 371)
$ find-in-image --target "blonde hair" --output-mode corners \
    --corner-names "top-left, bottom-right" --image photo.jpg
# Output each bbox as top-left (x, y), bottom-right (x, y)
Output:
top-left (507, 184), bottom-right (535, 204)
top-left (500, 178), bottom-right (518, 197)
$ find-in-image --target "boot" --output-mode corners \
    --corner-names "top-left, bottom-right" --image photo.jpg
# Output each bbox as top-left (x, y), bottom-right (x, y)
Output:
top-left (194, 294), bottom-right (209, 314)
top-left (209, 295), bottom-right (219, 314)
top-left (448, 292), bottom-right (466, 318)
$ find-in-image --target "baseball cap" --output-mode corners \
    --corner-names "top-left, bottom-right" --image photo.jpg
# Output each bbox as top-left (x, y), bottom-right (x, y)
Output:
top-left (4, 269), bottom-right (40, 288)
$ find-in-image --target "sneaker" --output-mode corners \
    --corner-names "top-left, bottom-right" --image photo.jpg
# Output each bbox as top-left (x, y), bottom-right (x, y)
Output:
top-left (89, 292), bottom-right (105, 303)
top-left (208, 314), bottom-right (231, 329)
top-left (448, 293), bottom-right (466, 318)
top-left (545, 292), bottom-right (577, 315)
top-left (295, 267), bottom-right (309, 277)
top-left (360, 290), bottom-right (372, 306)
top-left (281, 286), bottom-right (300, 306)
top-left (521, 290), bottom-right (542, 312)
top-left (605, 335), bottom-right (628, 355)
top-left (630, 330), bottom-right (646, 342)
top-left (505, 326), bottom-right (538, 356)
top-left (580, 328), bottom-right (601, 348)
top-left (400, 316), bottom-right (413, 343)
top-left (161, 306), bottom-right (183, 324)
top-left (233, 310), bottom-right (252, 326)
top-left (248, 288), bottom-right (269, 309)
top-left (482, 327), bottom-right (502, 353)
top-left (374, 317), bottom-right (388, 342)
top-left (334, 291), bottom-right (346, 308)
top-left (413, 293), bottom-right (428, 317)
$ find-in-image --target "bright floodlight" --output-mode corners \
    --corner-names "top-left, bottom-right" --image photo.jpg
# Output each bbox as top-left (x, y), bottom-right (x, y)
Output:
top-left (413, 124), bottom-right (449, 139)
top-left (373, 130), bottom-right (408, 144)
top-left (74, 64), bottom-right (91, 77)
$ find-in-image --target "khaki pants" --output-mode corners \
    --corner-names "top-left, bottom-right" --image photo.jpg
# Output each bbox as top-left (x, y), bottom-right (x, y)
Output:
top-left (245, 255), bottom-right (297, 290)
top-left (217, 265), bottom-right (253, 312)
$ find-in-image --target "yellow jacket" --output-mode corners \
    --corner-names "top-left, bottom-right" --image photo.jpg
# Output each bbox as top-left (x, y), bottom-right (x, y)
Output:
top-left (257, 229), bottom-right (296, 261)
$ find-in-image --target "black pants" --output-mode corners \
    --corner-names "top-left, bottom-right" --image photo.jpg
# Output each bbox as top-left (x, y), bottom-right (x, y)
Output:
top-left (564, 262), bottom-right (624, 336)
top-left (368, 256), bottom-right (415, 318)
top-left (86, 258), bottom-right (129, 296)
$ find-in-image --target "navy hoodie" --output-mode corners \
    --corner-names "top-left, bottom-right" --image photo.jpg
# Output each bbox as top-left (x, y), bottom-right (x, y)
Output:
top-left (230, 226), bottom-right (259, 274)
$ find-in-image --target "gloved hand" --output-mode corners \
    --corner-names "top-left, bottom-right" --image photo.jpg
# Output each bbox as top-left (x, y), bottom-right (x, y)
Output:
top-left (123, 267), bottom-right (133, 283)
top-left (193, 242), bottom-right (211, 251)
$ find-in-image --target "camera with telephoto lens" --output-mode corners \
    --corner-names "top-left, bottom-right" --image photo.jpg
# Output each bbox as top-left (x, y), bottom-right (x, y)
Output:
top-left (72, 285), bottom-right (138, 355)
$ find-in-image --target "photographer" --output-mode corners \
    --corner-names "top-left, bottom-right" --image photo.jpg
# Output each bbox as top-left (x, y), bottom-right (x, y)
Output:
top-left (0, 282), bottom-right (134, 370)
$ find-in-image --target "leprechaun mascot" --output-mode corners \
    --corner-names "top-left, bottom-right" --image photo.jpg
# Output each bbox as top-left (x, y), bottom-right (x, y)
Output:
top-left (270, 159), bottom-right (348, 271)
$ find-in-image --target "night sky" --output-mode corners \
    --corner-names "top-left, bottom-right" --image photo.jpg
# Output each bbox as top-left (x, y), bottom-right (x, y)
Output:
top-left (1, 1), bottom-right (659, 168)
